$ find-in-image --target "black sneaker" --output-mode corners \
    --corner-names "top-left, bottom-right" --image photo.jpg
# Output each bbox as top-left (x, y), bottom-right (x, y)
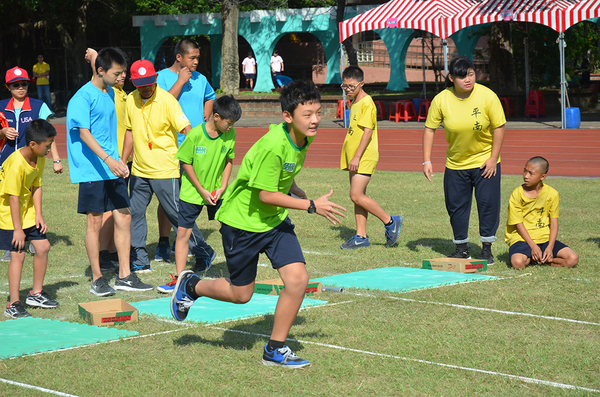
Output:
top-left (99, 250), bottom-right (116, 271)
top-left (4, 301), bottom-right (32, 318)
top-left (480, 244), bottom-right (494, 265)
top-left (109, 251), bottom-right (119, 262)
top-left (114, 272), bottom-right (154, 292)
top-left (25, 290), bottom-right (59, 308)
top-left (130, 261), bottom-right (152, 273)
top-left (90, 277), bottom-right (116, 297)
top-left (449, 245), bottom-right (471, 259)
top-left (193, 249), bottom-right (216, 273)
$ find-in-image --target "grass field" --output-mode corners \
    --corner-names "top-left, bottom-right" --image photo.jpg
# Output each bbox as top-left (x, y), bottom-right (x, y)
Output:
top-left (1, 161), bottom-right (599, 396)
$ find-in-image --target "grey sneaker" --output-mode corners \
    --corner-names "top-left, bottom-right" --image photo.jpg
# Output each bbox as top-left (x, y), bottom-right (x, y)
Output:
top-left (114, 272), bottom-right (154, 292)
top-left (28, 243), bottom-right (36, 254)
top-left (90, 277), bottom-right (116, 297)
top-left (0, 250), bottom-right (11, 261)
top-left (99, 250), bottom-right (116, 271)
top-left (25, 290), bottom-right (59, 308)
top-left (4, 301), bottom-right (31, 318)
top-left (480, 244), bottom-right (494, 265)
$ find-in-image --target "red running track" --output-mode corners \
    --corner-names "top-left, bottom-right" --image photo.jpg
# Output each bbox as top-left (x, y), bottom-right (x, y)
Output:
top-left (51, 125), bottom-right (600, 178)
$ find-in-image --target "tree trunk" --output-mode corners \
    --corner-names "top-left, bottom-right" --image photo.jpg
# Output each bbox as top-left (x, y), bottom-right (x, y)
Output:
top-left (221, 0), bottom-right (240, 95)
top-left (489, 22), bottom-right (517, 94)
top-left (337, 0), bottom-right (358, 66)
top-left (57, 0), bottom-right (92, 90)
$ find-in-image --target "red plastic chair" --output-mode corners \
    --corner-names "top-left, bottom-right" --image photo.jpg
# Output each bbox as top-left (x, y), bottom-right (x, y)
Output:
top-left (389, 100), bottom-right (416, 122)
top-left (336, 100), bottom-right (351, 119)
top-left (373, 100), bottom-right (386, 120)
top-left (524, 90), bottom-right (546, 118)
top-left (499, 97), bottom-right (516, 117)
top-left (417, 99), bottom-right (432, 122)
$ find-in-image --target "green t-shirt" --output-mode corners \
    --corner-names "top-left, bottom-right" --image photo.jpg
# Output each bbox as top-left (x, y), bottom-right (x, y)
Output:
top-left (216, 123), bottom-right (313, 233)
top-left (175, 122), bottom-right (236, 205)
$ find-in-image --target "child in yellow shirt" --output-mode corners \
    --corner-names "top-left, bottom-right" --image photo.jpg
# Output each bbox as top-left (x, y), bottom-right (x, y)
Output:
top-left (340, 66), bottom-right (402, 249)
top-left (505, 156), bottom-right (579, 269)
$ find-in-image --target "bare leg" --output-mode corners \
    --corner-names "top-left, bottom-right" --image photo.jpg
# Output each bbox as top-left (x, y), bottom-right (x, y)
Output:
top-left (8, 251), bottom-right (26, 304)
top-left (271, 262), bottom-right (308, 342)
top-left (112, 207), bottom-right (132, 279)
top-left (175, 227), bottom-right (193, 275)
top-left (510, 253), bottom-right (531, 270)
top-left (195, 277), bottom-right (255, 304)
top-left (157, 205), bottom-right (172, 241)
top-left (99, 211), bottom-right (114, 251)
top-left (349, 172), bottom-right (391, 237)
top-left (30, 239), bottom-right (51, 293)
top-left (86, 212), bottom-right (103, 281)
top-left (550, 247), bottom-right (579, 268)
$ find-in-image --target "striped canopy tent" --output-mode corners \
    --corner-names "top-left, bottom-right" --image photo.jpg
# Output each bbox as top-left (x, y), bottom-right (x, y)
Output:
top-left (339, 0), bottom-right (480, 74)
top-left (452, 0), bottom-right (600, 127)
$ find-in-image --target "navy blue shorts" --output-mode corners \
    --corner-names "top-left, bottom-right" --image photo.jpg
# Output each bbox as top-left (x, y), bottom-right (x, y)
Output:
top-left (244, 73), bottom-right (256, 80)
top-left (509, 240), bottom-right (569, 260)
top-left (77, 178), bottom-right (130, 214)
top-left (178, 199), bottom-right (222, 228)
top-left (220, 217), bottom-right (305, 286)
top-left (0, 226), bottom-right (47, 251)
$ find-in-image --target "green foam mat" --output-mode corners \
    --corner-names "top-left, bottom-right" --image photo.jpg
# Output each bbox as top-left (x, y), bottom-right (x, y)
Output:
top-left (313, 267), bottom-right (497, 292)
top-left (0, 317), bottom-right (138, 359)
top-left (132, 294), bottom-right (327, 323)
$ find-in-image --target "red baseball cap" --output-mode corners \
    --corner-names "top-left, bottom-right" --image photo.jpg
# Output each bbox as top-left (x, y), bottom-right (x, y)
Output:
top-left (6, 67), bottom-right (30, 84)
top-left (130, 60), bottom-right (157, 87)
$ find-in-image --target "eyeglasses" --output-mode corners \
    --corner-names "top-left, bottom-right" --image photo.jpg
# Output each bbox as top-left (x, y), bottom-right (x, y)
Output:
top-left (10, 82), bottom-right (29, 88)
top-left (340, 82), bottom-right (362, 90)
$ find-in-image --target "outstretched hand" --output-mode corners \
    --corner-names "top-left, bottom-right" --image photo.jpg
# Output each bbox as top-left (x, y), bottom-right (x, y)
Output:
top-left (314, 190), bottom-right (346, 225)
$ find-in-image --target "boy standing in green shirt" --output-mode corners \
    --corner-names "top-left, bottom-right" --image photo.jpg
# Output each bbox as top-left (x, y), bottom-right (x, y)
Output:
top-left (157, 95), bottom-right (242, 293)
top-left (171, 80), bottom-right (346, 368)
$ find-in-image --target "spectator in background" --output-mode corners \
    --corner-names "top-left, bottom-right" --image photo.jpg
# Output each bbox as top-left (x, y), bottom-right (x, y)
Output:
top-left (270, 50), bottom-right (284, 77)
top-left (33, 55), bottom-right (52, 111)
top-left (242, 52), bottom-right (256, 90)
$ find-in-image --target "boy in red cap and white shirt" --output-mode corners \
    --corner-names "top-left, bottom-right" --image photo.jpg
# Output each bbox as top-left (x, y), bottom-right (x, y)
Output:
top-left (121, 60), bottom-right (214, 276)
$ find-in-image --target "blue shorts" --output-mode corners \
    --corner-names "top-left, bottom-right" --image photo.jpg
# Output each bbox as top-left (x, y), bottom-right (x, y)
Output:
top-left (77, 179), bottom-right (130, 214)
top-left (0, 226), bottom-right (47, 251)
top-left (219, 217), bottom-right (305, 286)
top-left (509, 240), bottom-right (569, 260)
top-left (178, 199), bottom-right (222, 228)
top-left (244, 73), bottom-right (256, 80)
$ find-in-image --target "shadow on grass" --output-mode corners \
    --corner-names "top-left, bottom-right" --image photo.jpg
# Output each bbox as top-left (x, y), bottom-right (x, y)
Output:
top-left (46, 231), bottom-right (73, 246)
top-left (331, 224), bottom-right (360, 242)
top-left (586, 237), bottom-right (600, 249)
top-left (173, 314), bottom-right (309, 353)
top-left (15, 280), bottom-right (78, 303)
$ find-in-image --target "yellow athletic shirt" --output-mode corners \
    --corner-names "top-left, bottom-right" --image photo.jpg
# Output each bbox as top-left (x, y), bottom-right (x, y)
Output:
top-left (340, 94), bottom-right (379, 174)
top-left (124, 86), bottom-right (190, 179)
top-left (425, 83), bottom-right (506, 170)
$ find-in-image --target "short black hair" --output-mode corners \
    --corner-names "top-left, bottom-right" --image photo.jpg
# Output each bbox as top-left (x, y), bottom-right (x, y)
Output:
top-left (247, 51), bottom-right (253, 57)
top-left (95, 47), bottom-right (128, 74)
top-left (446, 56), bottom-right (475, 88)
top-left (279, 80), bottom-right (321, 115)
top-left (25, 119), bottom-right (57, 145)
top-left (527, 156), bottom-right (549, 174)
top-left (175, 38), bottom-right (199, 58)
top-left (342, 66), bottom-right (364, 82)
top-left (213, 95), bottom-right (242, 122)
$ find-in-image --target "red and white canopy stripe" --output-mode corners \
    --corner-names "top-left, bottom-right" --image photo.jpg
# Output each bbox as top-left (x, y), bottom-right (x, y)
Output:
top-left (452, 0), bottom-right (600, 33)
top-left (339, 0), bottom-right (480, 43)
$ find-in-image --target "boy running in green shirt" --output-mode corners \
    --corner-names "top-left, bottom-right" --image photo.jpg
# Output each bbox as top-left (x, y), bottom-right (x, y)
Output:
top-left (171, 80), bottom-right (346, 368)
top-left (157, 95), bottom-right (242, 293)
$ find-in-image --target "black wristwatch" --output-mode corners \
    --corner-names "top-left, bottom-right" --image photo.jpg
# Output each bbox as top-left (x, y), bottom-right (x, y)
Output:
top-left (307, 200), bottom-right (316, 214)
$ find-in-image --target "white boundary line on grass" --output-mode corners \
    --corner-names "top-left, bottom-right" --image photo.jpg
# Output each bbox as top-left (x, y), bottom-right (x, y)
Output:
top-left (0, 378), bottom-right (81, 397)
top-left (207, 326), bottom-right (600, 394)
top-left (387, 297), bottom-right (600, 326)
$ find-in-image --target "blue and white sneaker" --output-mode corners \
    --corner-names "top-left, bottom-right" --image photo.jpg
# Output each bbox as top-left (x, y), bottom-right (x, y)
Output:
top-left (130, 261), bottom-right (152, 273)
top-left (154, 240), bottom-right (171, 262)
top-left (262, 345), bottom-right (310, 369)
top-left (384, 215), bottom-right (403, 247)
top-left (340, 235), bottom-right (371, 250)
top-left (170, 270), bottom-right (199, 321)
top-left (157, 273), bottom-right (178, 293)
top-left (193, 249), bottom-right (216, 273)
